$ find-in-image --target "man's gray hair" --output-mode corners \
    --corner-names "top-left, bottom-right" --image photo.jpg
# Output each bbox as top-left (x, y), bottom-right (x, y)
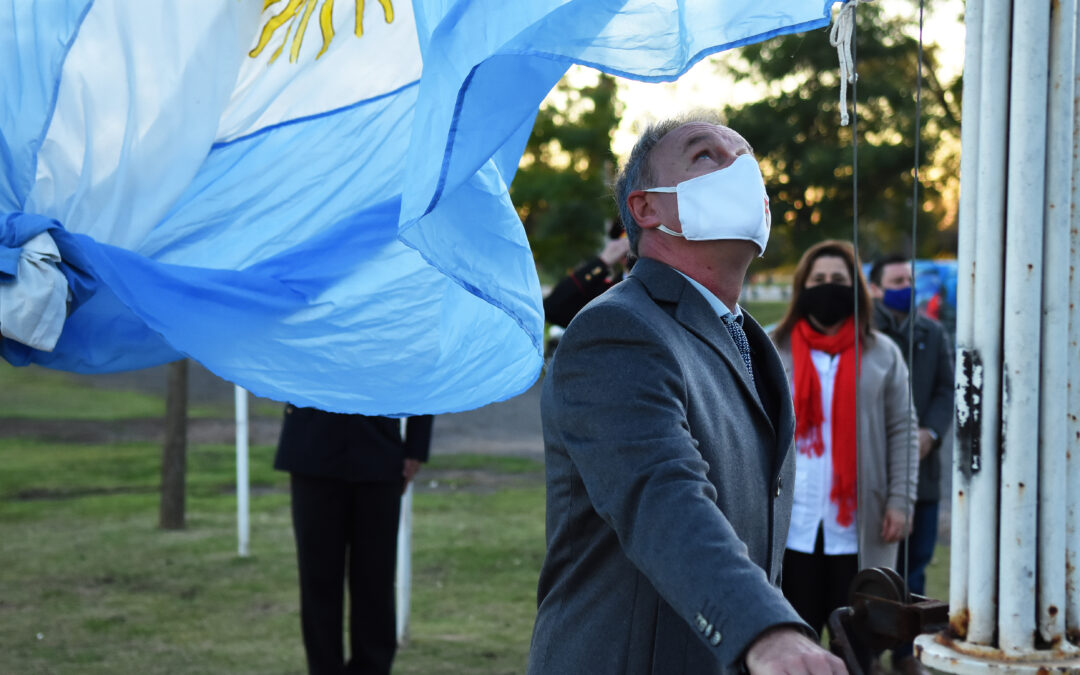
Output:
top-left (613, 110), bottom-right (725, 256)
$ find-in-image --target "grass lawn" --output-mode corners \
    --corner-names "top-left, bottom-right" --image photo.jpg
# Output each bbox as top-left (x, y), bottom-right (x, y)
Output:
top-left (742, 300), bottom-right (788, 328)
top-left (0, 440), bottom-right (544, 674)
top-left (0, 362), bottom-right (279, 420)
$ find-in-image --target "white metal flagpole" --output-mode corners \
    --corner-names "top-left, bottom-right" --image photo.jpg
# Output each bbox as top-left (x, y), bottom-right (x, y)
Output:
top-left (1038, 0), bottom-right (1076, 647)
top-left (998, 0), bottom-right (1050, 653)
top-left (965, 0), bottom-right (1011, 646)
top-left (948, 0), bottom-right (984, 634)
top-left (235, 385), bottom-right (250, 557)
top-left (396, 417), bottom-right (412, 644)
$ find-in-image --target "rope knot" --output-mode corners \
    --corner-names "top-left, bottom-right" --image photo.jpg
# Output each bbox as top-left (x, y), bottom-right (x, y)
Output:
top-left (829, 0), bottom-right (871, 126)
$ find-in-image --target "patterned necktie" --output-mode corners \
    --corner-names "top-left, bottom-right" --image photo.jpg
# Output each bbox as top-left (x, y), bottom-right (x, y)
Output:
top-left (722, 314), bottom-right (754, 383)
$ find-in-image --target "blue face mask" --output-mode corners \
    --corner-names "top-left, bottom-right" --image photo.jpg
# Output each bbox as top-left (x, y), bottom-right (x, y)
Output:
top-left (882, 286), bottom-right (913, 313)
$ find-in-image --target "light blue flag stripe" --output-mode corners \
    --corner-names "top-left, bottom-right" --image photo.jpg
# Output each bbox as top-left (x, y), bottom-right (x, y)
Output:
top-left (0, 1), bottom-right (93, 210)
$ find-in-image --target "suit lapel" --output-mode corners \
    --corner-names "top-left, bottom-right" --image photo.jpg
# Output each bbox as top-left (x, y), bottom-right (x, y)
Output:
top-left (630, 259), bottom-right (771, 429)
top-left (742, 314), bottom-right (794, 465)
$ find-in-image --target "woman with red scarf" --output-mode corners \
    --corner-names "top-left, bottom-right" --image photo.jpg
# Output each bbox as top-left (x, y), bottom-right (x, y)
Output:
top-left (770, 240), bottom-right (918, 635)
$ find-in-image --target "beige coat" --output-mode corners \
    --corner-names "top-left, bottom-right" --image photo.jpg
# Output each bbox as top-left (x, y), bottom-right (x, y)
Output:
top-left (774, 330), bottom-right (919, 570)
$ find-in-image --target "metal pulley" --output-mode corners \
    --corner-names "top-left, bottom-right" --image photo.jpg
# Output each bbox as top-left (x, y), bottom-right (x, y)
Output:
top-left (828, 567), bottom-right (949, 674)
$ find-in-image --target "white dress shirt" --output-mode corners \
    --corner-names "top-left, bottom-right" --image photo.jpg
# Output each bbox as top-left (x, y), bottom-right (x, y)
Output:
top-left (785, 349), bottom-right (859, 555)
top-left (674, 270), bottom-right (742, 322)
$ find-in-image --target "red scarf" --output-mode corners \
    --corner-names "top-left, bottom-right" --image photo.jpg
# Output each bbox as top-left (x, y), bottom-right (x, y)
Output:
top-left (791, 317), bottom-right (859, 527)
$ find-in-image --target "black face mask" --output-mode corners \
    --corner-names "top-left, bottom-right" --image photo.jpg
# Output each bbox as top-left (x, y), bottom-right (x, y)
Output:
top-left (798, 283), bottom-right (855, 327)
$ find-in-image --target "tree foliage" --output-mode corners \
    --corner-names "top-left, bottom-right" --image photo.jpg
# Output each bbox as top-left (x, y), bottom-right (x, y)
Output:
top-left (721, 1), bottom-right (961, 267)
top-left (511, 72), bottom-right (622, 281)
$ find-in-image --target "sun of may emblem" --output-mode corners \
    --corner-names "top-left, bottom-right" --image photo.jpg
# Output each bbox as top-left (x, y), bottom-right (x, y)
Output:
top-left (250, 0), bottom-right (395, 63)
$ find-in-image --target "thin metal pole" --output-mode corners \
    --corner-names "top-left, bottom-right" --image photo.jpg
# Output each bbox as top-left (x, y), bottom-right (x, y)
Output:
top-left (849, 8), bottom-right (863, 573)
top-left (901, 0), bottom-right (926, 592)
top-left (235, 385), bottom-right (250, 557)
top-left (999, 0), bottom-right (1051, 654)
top-left (966, 0), bottom-right (1011, 646)
top-left (967, 0), bottom-right (1015, 648)
top-left (949, 0), bottom-right (983, 635)
top-left (396, 418), bottom-right (412, 644)
top-left (1068, 0), bottom-right (1080, 639)
top-left (1038, 0), bottom-right (1076, 646)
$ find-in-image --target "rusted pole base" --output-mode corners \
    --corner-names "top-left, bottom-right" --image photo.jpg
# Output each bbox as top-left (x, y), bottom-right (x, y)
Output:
top-left (916, 634), bottom-right (1080, 674)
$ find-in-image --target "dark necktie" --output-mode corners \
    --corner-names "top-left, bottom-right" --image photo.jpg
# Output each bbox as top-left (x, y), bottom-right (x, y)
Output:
top-left (722, 314), bottom-right (754, 383)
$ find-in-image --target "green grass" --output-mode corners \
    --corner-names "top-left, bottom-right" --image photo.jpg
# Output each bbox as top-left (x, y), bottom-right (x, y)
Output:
top-left (0, 438), bottom-right (544, 674)
top-left (0, 362), bottom-right (277, 420)
top-left (742, 300), bottom-right (788, 327)
top-left (0, 363), bottom-right (169, 420)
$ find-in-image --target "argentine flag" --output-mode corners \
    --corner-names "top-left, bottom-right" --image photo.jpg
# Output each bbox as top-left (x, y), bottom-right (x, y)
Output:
top-left (1, 1), bottom-right (837, 414)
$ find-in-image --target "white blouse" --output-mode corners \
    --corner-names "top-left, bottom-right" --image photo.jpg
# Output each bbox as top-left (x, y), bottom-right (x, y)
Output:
top-left (785, 348), bottom-right (859, 555)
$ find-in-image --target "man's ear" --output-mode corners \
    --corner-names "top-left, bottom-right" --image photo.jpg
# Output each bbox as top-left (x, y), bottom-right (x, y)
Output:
top-left (868, 282), bottom-right (884, 300)
top-left (626, 190), bottom-right (663, 230)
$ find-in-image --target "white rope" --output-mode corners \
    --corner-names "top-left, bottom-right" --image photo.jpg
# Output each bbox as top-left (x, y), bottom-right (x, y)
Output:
top-left (829, 0), bottom-right (871, 126)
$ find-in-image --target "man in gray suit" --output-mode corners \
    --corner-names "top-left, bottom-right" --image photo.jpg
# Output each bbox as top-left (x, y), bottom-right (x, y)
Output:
top-left (527, 115), bottom-right (844, 674)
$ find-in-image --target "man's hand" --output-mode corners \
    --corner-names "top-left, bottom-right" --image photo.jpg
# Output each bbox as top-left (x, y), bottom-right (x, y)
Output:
top-left (598, 237), bottom-right (630, 267)
top-left (917, 428), bottom-right (936, 459)
top-left (745, 627), bottom-right (846, 674)
top-left (402, 459), bottom-right (422, 494)
top-left (880, 507), bottom-right (910, 543)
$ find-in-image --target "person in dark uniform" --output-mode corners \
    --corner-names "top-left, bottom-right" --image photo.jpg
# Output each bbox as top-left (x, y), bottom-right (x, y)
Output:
top-left (542, 220), bottom-right (631, 328)
top-left (275, 407), bottom-right (434, 675)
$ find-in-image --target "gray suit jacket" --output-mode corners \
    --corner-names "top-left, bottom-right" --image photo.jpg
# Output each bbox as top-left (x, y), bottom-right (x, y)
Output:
top-left (528, 258), bottom-right (808, 674)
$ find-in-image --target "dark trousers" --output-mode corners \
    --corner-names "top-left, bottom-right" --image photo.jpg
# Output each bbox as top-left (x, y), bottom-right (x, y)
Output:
top-left (893, 500), bottom-right (940, 659)
top-left (290, 473), bottom-right (402, 675)
top-left (781, 526), bottom-right (859, 636)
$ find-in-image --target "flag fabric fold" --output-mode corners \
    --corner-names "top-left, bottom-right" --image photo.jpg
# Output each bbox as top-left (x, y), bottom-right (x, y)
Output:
top-left (1, 0), bottom-right (836, 414)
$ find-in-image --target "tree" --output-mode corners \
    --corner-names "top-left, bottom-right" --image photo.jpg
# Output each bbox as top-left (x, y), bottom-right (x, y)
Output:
top-left (511, 71), bottom-right (623, 281)
top-left (720, 1), bottom-right (961, 266)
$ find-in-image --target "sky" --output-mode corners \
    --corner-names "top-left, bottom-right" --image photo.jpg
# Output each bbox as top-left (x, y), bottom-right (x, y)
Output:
top-left (606, 0), bottom-right (966, 157)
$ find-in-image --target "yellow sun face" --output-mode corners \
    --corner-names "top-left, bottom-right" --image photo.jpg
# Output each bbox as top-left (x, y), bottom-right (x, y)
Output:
top-left (250, 0), bottom-right (395, 63)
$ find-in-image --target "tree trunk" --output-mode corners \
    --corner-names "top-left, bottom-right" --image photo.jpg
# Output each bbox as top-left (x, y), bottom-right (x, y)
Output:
top-left (160, 359), bottom-right (188, 530)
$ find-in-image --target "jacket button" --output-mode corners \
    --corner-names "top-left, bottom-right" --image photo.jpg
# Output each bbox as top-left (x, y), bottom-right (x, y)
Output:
top-left (710, 631), bottom-right (722, 646)
top-left (695, 613), bottom-right (708, 632)
top-left (775, 477), bottom-right (783, 497)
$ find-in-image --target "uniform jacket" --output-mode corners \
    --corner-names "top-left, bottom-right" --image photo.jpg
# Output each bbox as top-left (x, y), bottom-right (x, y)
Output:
top-left (274, 406), bottom-right (433, 483)
top-left (872, 302), bottom-right (954, 502)
top-left (774, 330), bottom-right (919, 569)
top-left (528, 258), bottom-right (807, 675)
top-left (543, 256), bottom-right (621, 328)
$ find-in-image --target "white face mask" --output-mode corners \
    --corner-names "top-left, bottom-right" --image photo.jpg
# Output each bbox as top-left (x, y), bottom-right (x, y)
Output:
top-left (643, 154), bottom-right (771, 256)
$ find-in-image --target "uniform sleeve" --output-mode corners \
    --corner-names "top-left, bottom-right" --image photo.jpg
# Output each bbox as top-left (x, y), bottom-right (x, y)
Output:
top-left (880, 340), bottom-right (920, 516)
top-left (542, 257), bottom-right (613, 328)
top-left (403, 414), bottom-right (434, 461)
top-left (548, 302), bottom-right (808, 667)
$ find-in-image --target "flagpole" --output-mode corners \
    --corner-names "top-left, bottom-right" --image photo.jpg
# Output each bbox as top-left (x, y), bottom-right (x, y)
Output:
top-left (235, 385), bottom-right (250, 557)
top-left (396, 417), bottom-right (412, 643)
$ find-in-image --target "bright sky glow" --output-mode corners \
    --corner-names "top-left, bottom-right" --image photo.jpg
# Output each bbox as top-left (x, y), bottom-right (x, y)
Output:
top-left (603, 0), bottom-right (965, 158)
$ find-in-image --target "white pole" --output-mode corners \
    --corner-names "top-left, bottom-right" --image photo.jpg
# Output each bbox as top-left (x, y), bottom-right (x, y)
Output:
top-left (1068, 3), bottom-right (1080, 638)
top-left (949, 0), bottom-right (983, 635)
top-left (396, 481), bottom-right (413, 643)
top-left (395, 418), bottom-right (412, 644)
top-left (965, 0), bottom-right (1012, 646)
top-left (235, 385), bottom-right (250, 557)
top-left (999, 0), bottom-right (1050, 654)
top-left (1038, 0), bottom-right (1076, 646)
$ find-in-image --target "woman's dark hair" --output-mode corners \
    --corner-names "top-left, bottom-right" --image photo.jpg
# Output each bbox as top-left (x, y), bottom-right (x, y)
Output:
top-left (772, 239), bottom-right (874, 345)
